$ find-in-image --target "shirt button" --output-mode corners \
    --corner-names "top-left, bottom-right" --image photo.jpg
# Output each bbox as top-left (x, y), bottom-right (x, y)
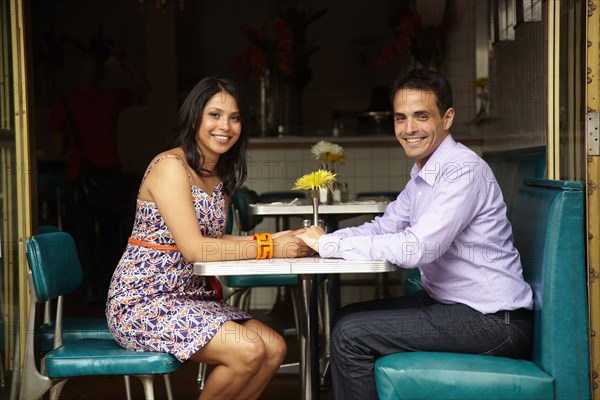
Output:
top-left (418, 192), bottom-right (422, 196)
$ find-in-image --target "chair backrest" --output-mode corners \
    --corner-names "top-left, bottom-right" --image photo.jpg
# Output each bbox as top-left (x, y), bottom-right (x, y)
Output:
top-left (511, 178), bottom-right (589, 399)
top-left (233, 187), bottom-right (263, 234)
top-left (482, 146), bottom-right (546, 219)
top-left (26, 232), bottom-right (83, 302)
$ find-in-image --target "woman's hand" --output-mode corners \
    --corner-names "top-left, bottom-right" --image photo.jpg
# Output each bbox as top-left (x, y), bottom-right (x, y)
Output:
top-left (272, 230), bottom-right (292, 239)
top-left (273, 229), bottom-right (315, 258)
top-left (296, 226), bottom-right (325, 253)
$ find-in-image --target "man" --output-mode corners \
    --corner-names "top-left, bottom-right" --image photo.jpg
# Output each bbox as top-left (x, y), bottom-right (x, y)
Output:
top-left (298, 69), bottom-right (533, 400)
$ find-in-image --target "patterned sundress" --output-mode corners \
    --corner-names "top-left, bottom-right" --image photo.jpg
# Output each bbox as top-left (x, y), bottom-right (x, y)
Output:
top-left (105, 155), bottom-right (251, 362)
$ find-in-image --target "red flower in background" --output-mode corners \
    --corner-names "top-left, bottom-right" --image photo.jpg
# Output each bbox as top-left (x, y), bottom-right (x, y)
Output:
top-left (234, 5), bottom-right (326, 91)
top-left (378, 0), bottom-right (454, 71)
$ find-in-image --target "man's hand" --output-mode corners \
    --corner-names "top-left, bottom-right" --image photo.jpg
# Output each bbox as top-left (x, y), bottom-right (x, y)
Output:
top-left (273, 229), bottom-right (315, 258)
top-left (296, 226), bottom-right (325, 253)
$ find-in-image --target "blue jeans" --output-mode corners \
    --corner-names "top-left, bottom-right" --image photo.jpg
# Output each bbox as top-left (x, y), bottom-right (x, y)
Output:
top-left (330, 290), bottom-right (533, 400)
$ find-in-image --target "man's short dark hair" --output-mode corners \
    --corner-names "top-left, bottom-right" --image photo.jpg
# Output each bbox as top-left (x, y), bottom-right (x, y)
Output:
top-left (390, 69), bottom-right (453, 115)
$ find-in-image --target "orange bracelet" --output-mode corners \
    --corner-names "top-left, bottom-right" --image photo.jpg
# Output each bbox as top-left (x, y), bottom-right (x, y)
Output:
top-left (253, 233), bottom-right (273, 259)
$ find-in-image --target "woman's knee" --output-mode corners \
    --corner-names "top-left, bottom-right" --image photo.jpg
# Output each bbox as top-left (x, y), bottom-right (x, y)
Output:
top-left (241, 320), bottom-right (287, 364)
top-left (264, 330), bottom-right (287, 365)
top-left (234, 337), bottom-right (267, 374)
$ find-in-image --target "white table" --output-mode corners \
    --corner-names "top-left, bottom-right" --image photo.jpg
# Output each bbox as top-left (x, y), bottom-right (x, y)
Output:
top-left (250, 200), bottom-right (392, 308)
top-left (193, 257), bottom-right (396, 400)
top-left (249, 200), bottom-right (389, 218)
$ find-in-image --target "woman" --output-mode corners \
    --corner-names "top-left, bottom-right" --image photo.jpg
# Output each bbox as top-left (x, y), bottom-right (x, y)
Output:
top-left (106, 77), bottom-right (312, 399)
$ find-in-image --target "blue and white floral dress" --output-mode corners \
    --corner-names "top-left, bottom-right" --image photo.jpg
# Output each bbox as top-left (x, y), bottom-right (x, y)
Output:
top-left (106, 155), bottom-right (251, 362)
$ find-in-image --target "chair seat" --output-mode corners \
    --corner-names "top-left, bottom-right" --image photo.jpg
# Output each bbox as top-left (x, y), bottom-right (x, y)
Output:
top-left (375, 352), bottom-right (554, 400)
top-left (45, 339), bottom-right (182, 379)
top-left (39, 317), bottom-right (113, 351)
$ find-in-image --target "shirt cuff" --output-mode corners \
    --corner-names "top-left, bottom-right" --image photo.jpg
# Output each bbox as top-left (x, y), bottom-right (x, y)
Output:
top-left (318, 234), bottom-right (342, 258)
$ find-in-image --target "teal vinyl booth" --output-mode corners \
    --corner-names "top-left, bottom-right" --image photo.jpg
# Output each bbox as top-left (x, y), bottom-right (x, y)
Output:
top-left (376, 148), bottom-right (590, 399)
top-left (376, 178), bottom-right (589, 399)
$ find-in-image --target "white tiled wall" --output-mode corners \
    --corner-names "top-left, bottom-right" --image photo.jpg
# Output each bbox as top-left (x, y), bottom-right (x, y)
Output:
top-left (241, 141), bottom-right (411, 310)
top-left (245, 143), bottom-right (414, 231)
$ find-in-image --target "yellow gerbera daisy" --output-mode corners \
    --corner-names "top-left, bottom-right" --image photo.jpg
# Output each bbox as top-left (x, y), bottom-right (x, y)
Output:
top-left (292, 169), bottom-right (337, 192)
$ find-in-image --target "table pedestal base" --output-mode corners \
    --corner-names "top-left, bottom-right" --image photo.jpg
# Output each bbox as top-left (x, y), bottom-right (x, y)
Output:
top-left (298, 274), bottom-right (319, 399)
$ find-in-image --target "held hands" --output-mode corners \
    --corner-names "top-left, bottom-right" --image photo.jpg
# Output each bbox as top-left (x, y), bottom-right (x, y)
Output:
top-left (272, 229), bottom-right (315, 258)
top-left (296, 225), bottom-right (325, 253)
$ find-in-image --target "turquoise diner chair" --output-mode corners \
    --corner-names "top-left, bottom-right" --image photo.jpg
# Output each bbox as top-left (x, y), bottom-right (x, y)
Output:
top-left (36, 226), bottom-right (139, 398)
top-left (35, 226), bottom-right (114, 353)
top-left (21, 232), bottom-right (183, 400)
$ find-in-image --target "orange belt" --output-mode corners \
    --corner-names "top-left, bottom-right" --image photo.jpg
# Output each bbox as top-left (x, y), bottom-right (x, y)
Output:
top-left (127, 237), bottom-right (223, 300)
top-left (127, 237), bottom-right (179, 252)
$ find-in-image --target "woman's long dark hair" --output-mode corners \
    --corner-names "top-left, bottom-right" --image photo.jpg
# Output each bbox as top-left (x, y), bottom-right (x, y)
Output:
top-left (171, 77), bottom-right (248, 197)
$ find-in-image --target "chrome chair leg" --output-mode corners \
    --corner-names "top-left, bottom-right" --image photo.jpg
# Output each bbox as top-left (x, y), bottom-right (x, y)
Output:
top-left (163, 374), bottom-right (174, 400)
top-left (124, 375), bottom-right (133, 400)
top-left (49, 379), bottom-right (68, 400)
top-left (135, 375), bottom-right (156, 400)
top-left (197, 362), bottom-right (208, 391)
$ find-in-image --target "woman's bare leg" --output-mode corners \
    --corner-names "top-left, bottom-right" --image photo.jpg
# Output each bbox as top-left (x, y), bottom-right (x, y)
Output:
top-left (190, 319), bottom-right (286, 400)
top-left (234, 319), bottom-right (287, 399)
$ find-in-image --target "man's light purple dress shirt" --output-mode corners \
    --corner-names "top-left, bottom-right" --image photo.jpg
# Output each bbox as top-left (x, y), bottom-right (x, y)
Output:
top-left (318, 135), bottom-right (533, 314)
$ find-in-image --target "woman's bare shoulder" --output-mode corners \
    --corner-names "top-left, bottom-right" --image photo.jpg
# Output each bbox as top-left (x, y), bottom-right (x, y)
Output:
top-left (143, 148), bottom-right (191, 181)
top-left (150, 147), bottom-right (186, 163)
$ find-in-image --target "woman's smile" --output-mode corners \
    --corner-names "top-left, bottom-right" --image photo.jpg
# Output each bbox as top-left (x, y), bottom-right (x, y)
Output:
top-left (210, 133), bottom-right (233, 143)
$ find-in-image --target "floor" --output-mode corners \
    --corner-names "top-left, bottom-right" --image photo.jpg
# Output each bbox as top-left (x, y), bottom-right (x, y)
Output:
top-left (1, 287), bottom-right (335, 400)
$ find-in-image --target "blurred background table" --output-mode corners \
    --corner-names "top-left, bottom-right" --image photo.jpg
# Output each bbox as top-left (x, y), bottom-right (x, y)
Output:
top-left (250, 199), bottom-right (389, 231)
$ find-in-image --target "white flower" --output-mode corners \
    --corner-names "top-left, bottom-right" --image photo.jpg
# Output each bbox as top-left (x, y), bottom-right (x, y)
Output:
top-left (311, 140), bottom-right (344, 160)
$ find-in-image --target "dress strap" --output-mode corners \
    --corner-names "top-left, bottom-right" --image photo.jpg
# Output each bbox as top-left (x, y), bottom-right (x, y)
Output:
top-left (128, 237), bottom-right (179, 252)
top-left (139, 154), bottom-right (193, 196)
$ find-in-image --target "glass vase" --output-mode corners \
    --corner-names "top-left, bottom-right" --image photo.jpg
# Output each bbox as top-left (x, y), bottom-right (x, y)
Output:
top-left (319, 162), bottom-right (336, 204)
top-left (259, 68), bottom-right (302, 136)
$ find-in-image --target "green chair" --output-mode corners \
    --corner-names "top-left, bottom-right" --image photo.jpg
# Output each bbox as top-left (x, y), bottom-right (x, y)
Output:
top-left (21, 232), bottom-right (183, 400)
top-left (36, 225), bottom-right (114, 354)
top-left (36, 225), bottom-right (136, 397)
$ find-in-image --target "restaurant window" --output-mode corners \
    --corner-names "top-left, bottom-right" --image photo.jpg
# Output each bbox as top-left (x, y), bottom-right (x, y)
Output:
top-left (492, 0), bottom-right (517, 42)
top-left (517, 0), bottom-right (543, 23)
